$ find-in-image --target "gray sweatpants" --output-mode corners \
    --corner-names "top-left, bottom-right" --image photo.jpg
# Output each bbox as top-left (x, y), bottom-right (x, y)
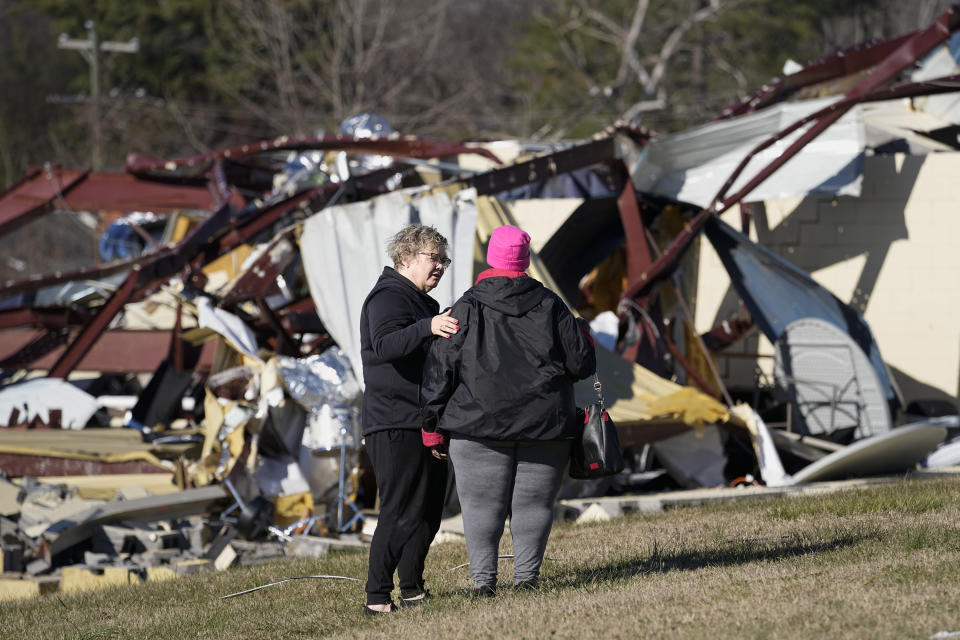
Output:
top-left (449, 437), bottom-right (570, 588)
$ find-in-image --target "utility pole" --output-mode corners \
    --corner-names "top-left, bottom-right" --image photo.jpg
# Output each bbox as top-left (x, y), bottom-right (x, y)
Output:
top-left (57, 21), bottom-right (139, 170)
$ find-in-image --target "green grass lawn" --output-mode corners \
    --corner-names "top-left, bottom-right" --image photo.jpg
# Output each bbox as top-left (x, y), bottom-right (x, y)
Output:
top-left (5, 475), bottom-right (960, 639)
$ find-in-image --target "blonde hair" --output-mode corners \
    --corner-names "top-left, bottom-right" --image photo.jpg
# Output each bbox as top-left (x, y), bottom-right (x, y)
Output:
top-left (387, 224), bottom-right (448, 268)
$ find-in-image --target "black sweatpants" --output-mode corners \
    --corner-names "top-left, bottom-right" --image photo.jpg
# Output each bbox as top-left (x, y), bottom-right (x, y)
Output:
top-left (364, 428), bottom-right (448, 605)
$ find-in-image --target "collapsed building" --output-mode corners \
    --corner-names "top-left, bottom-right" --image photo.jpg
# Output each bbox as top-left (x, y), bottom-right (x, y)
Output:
top-left (3, 5), bottom-right (960, 599)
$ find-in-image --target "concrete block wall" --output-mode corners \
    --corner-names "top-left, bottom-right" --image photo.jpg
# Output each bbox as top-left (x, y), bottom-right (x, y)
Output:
top-left (695, 152), bottom-right (960, 405)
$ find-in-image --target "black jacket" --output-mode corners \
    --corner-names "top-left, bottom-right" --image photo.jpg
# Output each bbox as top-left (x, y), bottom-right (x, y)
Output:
top-left (421, 275), bottom-right (595, 441)
top-left (360, 267), bottom-right (440, 436)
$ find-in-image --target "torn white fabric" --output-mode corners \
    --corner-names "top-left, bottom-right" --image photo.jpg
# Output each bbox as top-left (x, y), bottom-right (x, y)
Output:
top-left (300, 188), bottom-right (478, 385)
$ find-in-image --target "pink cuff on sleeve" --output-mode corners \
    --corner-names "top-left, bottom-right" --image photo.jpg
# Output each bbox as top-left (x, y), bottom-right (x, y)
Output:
top-left (421, 429), bottom-right (446, 447)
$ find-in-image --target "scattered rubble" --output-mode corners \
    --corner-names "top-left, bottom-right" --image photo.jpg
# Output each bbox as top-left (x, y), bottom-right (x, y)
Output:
top-left (5, 6), bottom-right (960, 603)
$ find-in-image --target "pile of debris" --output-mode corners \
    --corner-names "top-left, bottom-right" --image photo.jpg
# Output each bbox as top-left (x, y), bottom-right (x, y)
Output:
top-left (0, 462), bottom-right (368, 601)
top-left (6, 8), bottom-right (960, 601)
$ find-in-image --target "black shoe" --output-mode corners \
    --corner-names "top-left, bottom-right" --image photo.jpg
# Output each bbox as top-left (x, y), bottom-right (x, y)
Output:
top-left (363, 603), bottom-right (396, 617)
top-left (398, 590), bottom-right (432, 608)
top-left (513, 579), bottom-right (539, 591)
top-left (471, 585), bottom-right (496, 597)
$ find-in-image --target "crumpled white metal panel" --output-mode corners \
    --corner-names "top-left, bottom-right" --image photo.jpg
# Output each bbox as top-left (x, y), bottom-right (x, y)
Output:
top-left (629, 97), bottom-right (865, 208)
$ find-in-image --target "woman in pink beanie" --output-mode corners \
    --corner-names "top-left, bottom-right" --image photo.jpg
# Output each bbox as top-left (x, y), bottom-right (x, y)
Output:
top-left (421, 224), bottom-right (596, 595)
top-left (485, 224), bottom-right (531, 271)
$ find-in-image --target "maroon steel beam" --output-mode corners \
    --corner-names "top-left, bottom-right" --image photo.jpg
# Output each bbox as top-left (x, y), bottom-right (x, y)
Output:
top-left (0, 133), bottom-right (537, 304)
top-left (47, 266), bottom-right (141, 378)
top-left (277, 295), bottom-right (317, 316)
top-left (0, 328), bottom-right (215, 373)
top-left (0, 200), bottom-right (236, 299)
top-left (714, 3), bottom-right (960, 120)
top-left (659, 328), bottom-right (718, 400)
top-left (0, 260), bottom-right (136, 299)
top-left (700, 312), bottom-right (754, 352)
top-left (0, 201), bottom-right (231, 297)
top-left (43, 203), bottom-right (235, 376)
top-left (28, 176), bottom-right (328, 376)
top-left (221, 230), bottom-right (297, 306)
top-left (713, 32), bottom-right (915, 121)
top-left (471, 137), bottom-right (618, 195)
top-left (125, 134), bottom-right (503, 175)
top-left (171, 300), bottom-right (185, 371)
top-left (0, 166), bottom-right (42, 196)
top-left (0, 168), bottom-right (89, 237)
top-left (717, 8), bottom-right (960, 208)
top-left (216, 188), bottom-right (326, 252)
top-left (0, 329), bottom-right (69, 369)
top-left (0, 307), bottom-right (90, 331)
top-left (859, 72), bottom-right (960, 103)
top-left (129, 222), bottom-right (161, 250)
top-left (45, 201), bottom-right (230, 377)
top-left (272, 296), bottom-right (326, 334)
top-left (622, 5), bottom-right (960, 303)
top-left (6, 176), bottom-right (318, 374)
top-left (0, 179), bottom-right (333, 302)
top-left (256, 298), bottom-right (299, 357)
top-left (615, 161), bottom-right (654, 285)
top-left (169, 300), bottom-right (203, 373)
top-left (211, 157), bottom-right (231, 206)
top-left (209, 166), bottom-right (399, 255)
top-left (621, 211), bottom-right (708, 303)
top-left (134, 203), bottom-right (235, 287)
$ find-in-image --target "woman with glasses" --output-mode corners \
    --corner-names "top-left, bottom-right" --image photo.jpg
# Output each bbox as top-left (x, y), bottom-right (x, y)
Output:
top-left (359, 224), bottom-right (459, 615)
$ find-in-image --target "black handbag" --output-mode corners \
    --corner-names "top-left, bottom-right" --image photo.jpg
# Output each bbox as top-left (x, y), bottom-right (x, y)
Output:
top-left (569, 374), bottom-right (625, 479)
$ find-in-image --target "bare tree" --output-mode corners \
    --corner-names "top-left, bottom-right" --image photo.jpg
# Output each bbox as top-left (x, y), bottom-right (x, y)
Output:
top-left (537, 0), bottom-right (735, 128)
top-left (206, 0), bottom-right (517, 138)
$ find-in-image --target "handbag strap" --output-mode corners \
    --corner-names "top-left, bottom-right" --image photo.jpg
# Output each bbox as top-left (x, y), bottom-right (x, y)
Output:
top-left (593, 373), bottom-right (605, 408)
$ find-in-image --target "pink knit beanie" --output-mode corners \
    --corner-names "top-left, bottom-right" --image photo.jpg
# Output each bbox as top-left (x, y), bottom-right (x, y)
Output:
top-left (486, 225), bottom-right (531, 271)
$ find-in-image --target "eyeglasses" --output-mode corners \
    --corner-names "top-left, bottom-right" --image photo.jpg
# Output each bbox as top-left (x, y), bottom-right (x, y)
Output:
top-left (418, 251), bottom-right (452, 268)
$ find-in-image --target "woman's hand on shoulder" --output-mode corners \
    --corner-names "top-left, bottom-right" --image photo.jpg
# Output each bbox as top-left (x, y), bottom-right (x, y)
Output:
top-left (431, 308), bottom-right (459, 338)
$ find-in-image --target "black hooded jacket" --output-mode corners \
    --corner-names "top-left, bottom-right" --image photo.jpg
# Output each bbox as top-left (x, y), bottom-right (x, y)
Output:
top-left (360, 267), bottom-right (440, 436)
top-left (420, 275), bottom-right (596, 441)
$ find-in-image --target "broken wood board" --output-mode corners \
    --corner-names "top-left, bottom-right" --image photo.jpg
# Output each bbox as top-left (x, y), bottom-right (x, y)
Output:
top-left (33, 473), bottom-right (178, 500)
top-left (0, 428), bottom-right (198, 478)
